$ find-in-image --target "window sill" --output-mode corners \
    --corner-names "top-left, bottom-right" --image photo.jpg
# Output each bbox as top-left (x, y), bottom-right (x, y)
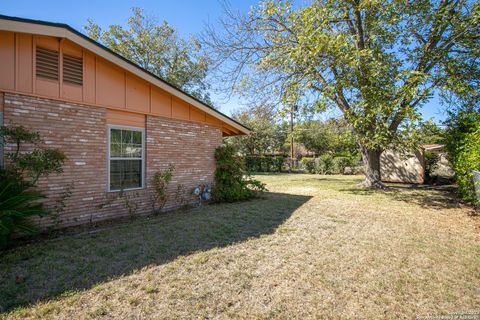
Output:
top-left (107, 186), bottom-right (145, 193)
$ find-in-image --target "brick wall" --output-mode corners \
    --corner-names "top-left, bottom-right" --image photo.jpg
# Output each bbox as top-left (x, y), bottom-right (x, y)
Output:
top-left (2, 92), bottom-right (223, 229)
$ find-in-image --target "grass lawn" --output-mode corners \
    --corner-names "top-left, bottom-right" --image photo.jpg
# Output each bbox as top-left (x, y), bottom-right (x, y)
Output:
top-left (0, 174), bottom-right (479, 319)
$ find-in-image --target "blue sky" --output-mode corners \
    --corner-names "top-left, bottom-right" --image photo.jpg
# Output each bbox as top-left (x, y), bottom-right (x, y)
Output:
top-left (0, 0), bottom-right (447, 123)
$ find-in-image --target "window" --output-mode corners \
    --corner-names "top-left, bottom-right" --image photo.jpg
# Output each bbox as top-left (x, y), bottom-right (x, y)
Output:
top-left (36, 47), bottom-right (59, 80)
top-left (108, 126), bottom-right (144, 191)
top-left (63, 54), bottom-right (83, 85)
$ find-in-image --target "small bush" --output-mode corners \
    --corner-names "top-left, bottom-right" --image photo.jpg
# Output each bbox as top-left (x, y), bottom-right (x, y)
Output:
top-left (332, 156), bottom-right (357, 174)
top-left (273, 157), bottom-right (284, 172)
top-left (151, 164), bottom-right (175, 212)
top-left (317, 154), bottom-right (334, 174)
top-left (264, 157), bottom-right (274, 172)
top-left (212, 145), bottom-right (266, 202)
top-left (301, 157), bottom-right (316, 173)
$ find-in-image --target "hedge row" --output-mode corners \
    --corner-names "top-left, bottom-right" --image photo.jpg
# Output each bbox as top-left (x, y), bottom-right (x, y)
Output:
top-left (244, 156), bottom-right (284, 172)
top-left (300, 155), bottom-right (360, 175)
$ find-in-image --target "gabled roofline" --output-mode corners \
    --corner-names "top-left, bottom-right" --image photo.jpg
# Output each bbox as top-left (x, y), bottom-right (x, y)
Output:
top-left (0, 14), bottom-right (250, 135)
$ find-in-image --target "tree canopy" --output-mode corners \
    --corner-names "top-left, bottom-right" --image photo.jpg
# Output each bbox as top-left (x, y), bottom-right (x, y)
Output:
top-left (204, 0), bottom-right (480, 187)
top-left (86, 7), bottom-right (212, 104)
top-left (296, 118), bottom-right (358, 156)
top-left (228, 105), bottom-right (287, 155)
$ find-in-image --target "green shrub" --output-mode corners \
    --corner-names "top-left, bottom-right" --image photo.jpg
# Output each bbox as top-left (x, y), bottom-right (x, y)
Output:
top-left (212, 145), bottom-right (266, 202)
top-left (445, 110), bottom-right (480, 206)
top-left (273, 156), bottom-right (284, 172)
top-left (332, 156), bottom-right (357, 174)
top-left (0, 172), bottom-right (48, 248)
top-left (244, 156), bottom-right (284, 173)
top-left (152, 164), bottom-right (175, 212)
top-left (263, 157), bottom-right (273, 172)
top-left (303, 155), bottom-right (358, 175)
top-left (0, 126), bottom-right (66, 248)
top-left (245, 156), bottom-right (256, 172)
top-left (317, 154), bottom-right (334, 174)
top-left (301, 157), bottom-right (316, 173)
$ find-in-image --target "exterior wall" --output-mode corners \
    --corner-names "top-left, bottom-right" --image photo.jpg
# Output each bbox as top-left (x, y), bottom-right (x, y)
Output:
top-left (380, 149), bottom-right (425, 184)
top-left (2, 92), bottom-right (222, 229)
top-left (0, 93), bottom-right (3, 167)
top-left (0, 30), bottom-right (240, 135)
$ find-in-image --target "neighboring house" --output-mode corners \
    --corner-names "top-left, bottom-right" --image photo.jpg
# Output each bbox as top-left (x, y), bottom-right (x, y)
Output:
top-left (380, 144), bottom-right (453, 184)
top-left (0, 15), bottom-right (249, 229)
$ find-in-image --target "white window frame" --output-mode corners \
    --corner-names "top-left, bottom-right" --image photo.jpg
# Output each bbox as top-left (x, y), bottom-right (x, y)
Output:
top-left (107, 125), bottom-right (145, 192)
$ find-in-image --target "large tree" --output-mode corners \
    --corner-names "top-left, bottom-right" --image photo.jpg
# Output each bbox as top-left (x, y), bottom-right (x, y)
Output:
top-left (228, 105), bottom-right (287, 155)
top-left (86, 7), bottom-right (212, 104)
top-left (204, 0), bottom-right (479, 187)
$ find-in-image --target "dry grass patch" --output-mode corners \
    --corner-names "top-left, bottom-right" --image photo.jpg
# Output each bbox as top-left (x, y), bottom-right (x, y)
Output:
top-left (1, 174), bottom-right (479, 319)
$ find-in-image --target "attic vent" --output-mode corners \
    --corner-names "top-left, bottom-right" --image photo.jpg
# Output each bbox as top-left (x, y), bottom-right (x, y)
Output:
top-left (63, 54), bottom-right (83, 86)
top-left (36, 47), bottom-right (59, 80)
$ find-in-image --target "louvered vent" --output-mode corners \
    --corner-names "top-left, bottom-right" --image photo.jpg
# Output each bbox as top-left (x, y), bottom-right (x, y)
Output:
top-left (36, 47), bottom-right (59, 80)
top-left (63, 54), bottom-right (83, 86)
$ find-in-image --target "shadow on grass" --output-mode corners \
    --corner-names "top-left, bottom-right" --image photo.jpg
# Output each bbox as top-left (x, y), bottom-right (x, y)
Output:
top-left (0, 192), bottom-right (311, 313)
top-left (340, 184), bottom-right (464, 210)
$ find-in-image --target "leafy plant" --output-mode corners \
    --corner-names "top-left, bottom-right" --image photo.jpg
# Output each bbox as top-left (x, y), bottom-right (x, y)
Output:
top-left (48, 182), bottom-right (74, 229)
top-left (332, 156), bottom-right (358, 175)
top-left (212, 145), bottom-right (266, 203)
top-left (0, 125), bottom-right (66, 248)
top-left (1, 126), bottom-right (66, 186)
top-left (0, 178), bottom-right (47, 248)
top-left (444, 110), bottom-right (480, 206)
top-left (317, 154), bottom-right (334, 175)
top-left (152, 164), bottom-right (175, 212)
top-left (273, 156), bottom-right (284, 172)
top-left (0, 126), bottom-right (41, 156)
top-left (301, 157), bottom-right (315, 174)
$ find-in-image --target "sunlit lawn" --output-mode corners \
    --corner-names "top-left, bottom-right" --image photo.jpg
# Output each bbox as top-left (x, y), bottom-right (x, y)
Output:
top-left (1, 174), bottom-right (478, 319)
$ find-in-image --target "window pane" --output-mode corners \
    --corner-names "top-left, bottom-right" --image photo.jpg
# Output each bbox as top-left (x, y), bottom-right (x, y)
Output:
top-left (124, 144), bottom-right (142, 158)
top-left (110, 142), bottom-right (122, 157)
top-left (111, 129), bottom-right (122, 143)
top-left (110, 128), bottom-right (143, 159)
top-left (110, 159), bottom-right (142, 190)
top-left (122, 130), bottom-right (132, 144)
top-left (132, 131), bottom-right (142, 144)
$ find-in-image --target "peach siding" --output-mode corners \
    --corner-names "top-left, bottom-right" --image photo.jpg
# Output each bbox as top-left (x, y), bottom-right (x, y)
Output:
top-left (0, 30), bottom-right (239, 135)
top-left (3, 92), bottom-right (223, 229)
top-left (106, 109), bottom-right (145, 128)
top-left (0, 32), bottom-right (15, 91)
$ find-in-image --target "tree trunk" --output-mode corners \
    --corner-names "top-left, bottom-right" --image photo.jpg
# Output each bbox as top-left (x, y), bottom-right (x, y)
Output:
top-left (359, 144), bottom-right (385, 188)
